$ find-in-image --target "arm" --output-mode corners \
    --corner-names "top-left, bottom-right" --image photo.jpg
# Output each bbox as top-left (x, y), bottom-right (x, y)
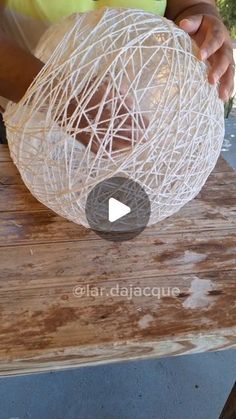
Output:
top-left (0, 0), bottom-right (43, 103)
top-left (165, 0), bottom-right (220, 21)
top-left (165, 0), bottom-right (235, 101)
top-left (0, 34), bottom-right (44, 102)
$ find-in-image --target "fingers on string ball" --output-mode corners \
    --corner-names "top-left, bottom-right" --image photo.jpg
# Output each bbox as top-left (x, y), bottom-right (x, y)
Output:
top-left (4, 8), bottom-right (224, 228)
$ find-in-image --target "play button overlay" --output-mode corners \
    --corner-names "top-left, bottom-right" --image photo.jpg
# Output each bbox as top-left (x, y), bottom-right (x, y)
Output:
top-left (109, 198), bottom-right (131, 223)
top-left (85, 176), bottom-right (150, 241)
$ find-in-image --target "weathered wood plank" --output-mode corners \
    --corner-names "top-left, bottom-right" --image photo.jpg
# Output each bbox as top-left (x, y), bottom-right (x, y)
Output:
top-left (216, 156), bottom-right (234, 173)
top-left (0, 270), bottom-right (235, 375)
top-left (0, 330), bottom-right (235, 376)
top-left (0, 165), bottom-right (235, 216)
top-left (197, 172), bottom-right (236, 202)
top-left (0, 164), bottom-right (235, 245)
top-left (0, 229), bottom-right (235, 281)
top-left (0, 196), bottom-right (236, 246)
top-left (0, 145), bottom-right (233, 183)
top-left (0, 145), bottom-right (235, 375)
top-left (0, 145), bottom-right (11, 162)
top-left (0, 162), bottom-right (23, 185)
top-left (0, 185), bottom-right (46, 211)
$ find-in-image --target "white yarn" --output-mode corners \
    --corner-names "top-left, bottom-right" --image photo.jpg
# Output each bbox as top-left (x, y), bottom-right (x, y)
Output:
top-left (4, 8), bottom-right (224, 227)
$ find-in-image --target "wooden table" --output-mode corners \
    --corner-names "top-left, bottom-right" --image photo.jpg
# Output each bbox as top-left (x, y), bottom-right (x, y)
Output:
top-left (0, 144), bottom-right (235, 376)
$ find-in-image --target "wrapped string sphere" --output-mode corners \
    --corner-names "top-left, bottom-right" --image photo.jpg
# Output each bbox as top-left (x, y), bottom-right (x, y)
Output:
top-left (4, 8), bottom-right (224, 227)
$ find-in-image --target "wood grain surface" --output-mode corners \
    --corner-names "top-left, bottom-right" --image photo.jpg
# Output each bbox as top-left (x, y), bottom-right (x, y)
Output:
top-left (0, 145), bottom-right (235, 376)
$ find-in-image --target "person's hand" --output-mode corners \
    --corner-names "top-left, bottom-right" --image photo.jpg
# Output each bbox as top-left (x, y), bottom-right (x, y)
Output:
top-left (63, 77), bottom-right (149, 153)
top-left (177, 14), bottom-right (235, 102)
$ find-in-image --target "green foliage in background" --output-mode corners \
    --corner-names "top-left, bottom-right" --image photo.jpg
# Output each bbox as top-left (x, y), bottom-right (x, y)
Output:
top-left (218, 1), bottom-right (235, 117)
top-left (217, 0), bottom-right (236, 38)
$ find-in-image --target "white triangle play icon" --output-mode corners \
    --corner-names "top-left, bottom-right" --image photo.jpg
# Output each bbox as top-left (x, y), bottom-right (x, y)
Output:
top-left (108, 198), bottom-right (131, 223)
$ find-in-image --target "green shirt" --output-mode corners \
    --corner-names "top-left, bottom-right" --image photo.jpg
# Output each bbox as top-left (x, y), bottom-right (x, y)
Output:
top-left (7, 0), bottom-right (167, 22)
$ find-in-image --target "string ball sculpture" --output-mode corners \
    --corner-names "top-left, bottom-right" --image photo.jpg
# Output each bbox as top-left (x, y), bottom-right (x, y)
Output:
top-left (4, 8), bottom-right (224, 228)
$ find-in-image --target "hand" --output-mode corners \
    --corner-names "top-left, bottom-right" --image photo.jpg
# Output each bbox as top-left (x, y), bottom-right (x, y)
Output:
top-left (177, 14), bottom-right (235, 102)
top-left (63, 77), bottom-right (149, 153)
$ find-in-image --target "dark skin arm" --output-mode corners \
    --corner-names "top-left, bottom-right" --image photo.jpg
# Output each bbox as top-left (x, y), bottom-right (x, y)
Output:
top-left (0, 0), bottom-right (44, 102)
top-left (165, 0), bottom-right (235, 101)
top-left (0, 34), bottom-right (44, 103)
